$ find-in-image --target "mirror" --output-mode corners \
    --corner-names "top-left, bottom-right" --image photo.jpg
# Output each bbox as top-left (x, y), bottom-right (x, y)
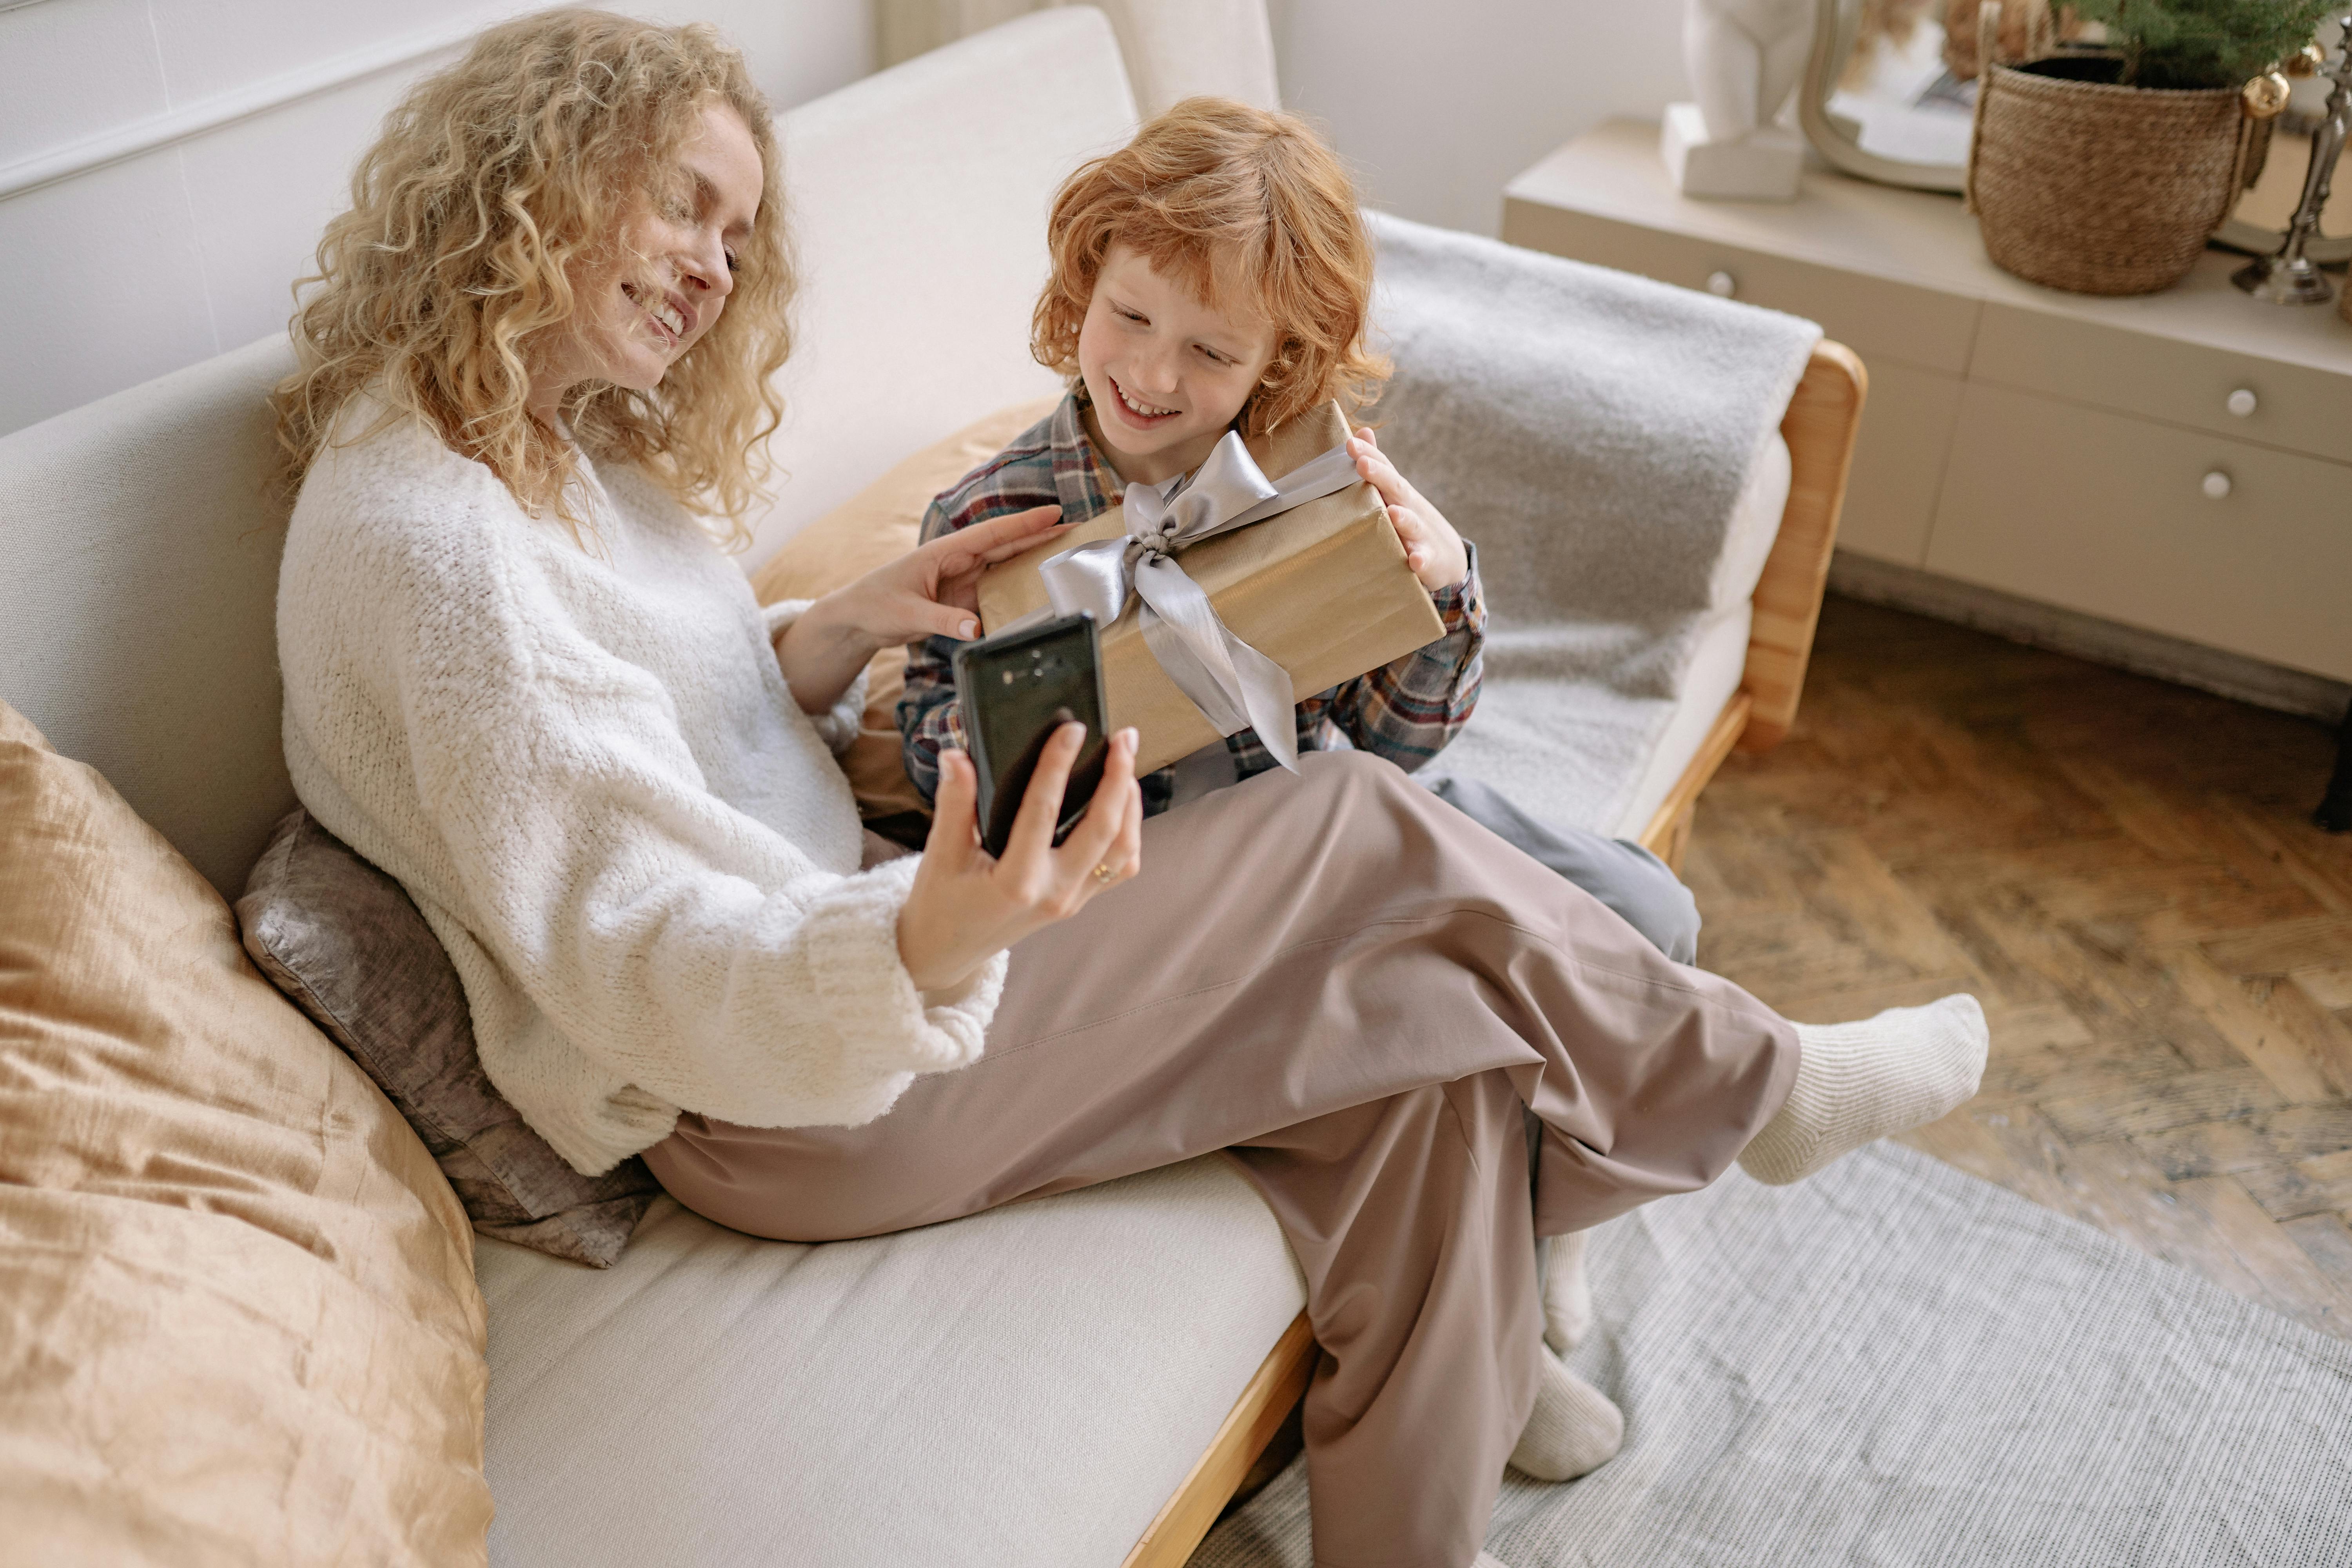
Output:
top-left (1802, 3), bottom-right (2352, 264)
top-left (1799, 0), bottom-right (1973, 192)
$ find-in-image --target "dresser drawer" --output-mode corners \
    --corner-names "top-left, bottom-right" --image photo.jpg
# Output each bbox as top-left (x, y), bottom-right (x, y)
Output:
top-left (1840, 360), bottom-right (1965, 566)
top-left (1973, 304), bottom-right (2352, 466)
top-left (1926, 383), bottom-right (2352, 681)
top-left (1501, 200), bottom-right (1980, 376)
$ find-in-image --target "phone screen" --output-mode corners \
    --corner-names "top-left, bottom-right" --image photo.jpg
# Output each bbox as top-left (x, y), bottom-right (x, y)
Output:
top-left (953, 614), bottom-right (1109, 858)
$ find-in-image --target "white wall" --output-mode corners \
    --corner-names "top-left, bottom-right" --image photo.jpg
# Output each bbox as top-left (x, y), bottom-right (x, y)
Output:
top-left (1267, 0), bottom-right (1684, 236)
top-left (2, 0), bottom-right (1689, 436)
top-left (0, 0), bottom-right (872, 437)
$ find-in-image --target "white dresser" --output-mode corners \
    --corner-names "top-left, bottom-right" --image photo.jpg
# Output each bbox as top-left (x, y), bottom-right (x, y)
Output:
top-left (1501, 118), bottom-right (2352, 695)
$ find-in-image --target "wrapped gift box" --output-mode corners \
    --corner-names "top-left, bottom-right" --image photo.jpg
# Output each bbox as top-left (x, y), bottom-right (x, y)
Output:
top-left (976, 401), bottom-right (1446, 777)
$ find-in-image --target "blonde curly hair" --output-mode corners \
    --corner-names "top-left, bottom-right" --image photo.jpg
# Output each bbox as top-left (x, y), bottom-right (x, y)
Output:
top-left (1030, 97), bottom-right (1388, 440)
top-left (270, 9), bottom-right (791, 544)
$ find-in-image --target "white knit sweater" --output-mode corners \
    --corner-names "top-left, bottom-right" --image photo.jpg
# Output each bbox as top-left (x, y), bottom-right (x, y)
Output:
top-left (276, 400), bottom-right (1004, 1176)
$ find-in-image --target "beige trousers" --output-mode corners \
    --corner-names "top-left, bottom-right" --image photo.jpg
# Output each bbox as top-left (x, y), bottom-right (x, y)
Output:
top-left (644, 752), bottom-right (1797, 1568)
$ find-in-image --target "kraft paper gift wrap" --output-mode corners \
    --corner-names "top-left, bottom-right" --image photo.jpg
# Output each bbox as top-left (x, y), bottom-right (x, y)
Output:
top-left (976, 402), bottom-right (1445, 777)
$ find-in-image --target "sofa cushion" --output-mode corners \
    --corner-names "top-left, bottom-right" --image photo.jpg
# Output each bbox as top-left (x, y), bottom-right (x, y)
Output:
top-left (751, 396), bottom-right (1062, 824)
top-left (477, 1157), bottom-right (1305, 1568)
top-left (0, 333), bottom-right (298, 899)
top-left (237, 808), bottom-right (659, 1268)
top-left (0, 701), bottom-right (491, 1564)
top-left (749, 7), bottom-right (1134, 564)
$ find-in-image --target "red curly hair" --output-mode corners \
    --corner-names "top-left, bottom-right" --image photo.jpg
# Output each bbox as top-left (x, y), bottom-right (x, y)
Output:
top-left (1030, 97), bottom-right (1388, 439)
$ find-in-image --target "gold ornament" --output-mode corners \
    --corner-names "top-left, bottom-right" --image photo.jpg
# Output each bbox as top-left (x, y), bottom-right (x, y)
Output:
top-left (2244, 72), bottom-right (2293, 119)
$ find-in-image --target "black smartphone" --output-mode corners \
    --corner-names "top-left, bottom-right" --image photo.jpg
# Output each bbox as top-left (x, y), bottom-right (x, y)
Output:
top-left (953, 612), bottom-right (1109, 859)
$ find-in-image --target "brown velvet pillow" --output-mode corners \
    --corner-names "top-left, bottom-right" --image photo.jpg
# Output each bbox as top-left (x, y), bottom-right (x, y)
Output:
top-left (236, 809), bottom-right (658, 1268)
top-left (751, 395), bottom-right (1063, 827)
top-left (0, 701), bottom-right (491, 1563)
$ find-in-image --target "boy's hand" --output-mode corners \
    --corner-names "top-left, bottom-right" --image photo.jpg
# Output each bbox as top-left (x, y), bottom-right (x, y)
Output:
top-left (1348, 428), bottom-right (1468, 593)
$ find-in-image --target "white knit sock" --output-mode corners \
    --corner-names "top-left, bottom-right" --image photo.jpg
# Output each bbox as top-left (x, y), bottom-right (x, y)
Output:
top-left (1474, 1553), bottom-right (1512, 1568)
top-left (1540, 1230), bottom-right (1593, 1355)
top-left (1508, 1347), bottom-right (1622, 1482)
top-left (1738, 993), bottom-right (1988, 1187)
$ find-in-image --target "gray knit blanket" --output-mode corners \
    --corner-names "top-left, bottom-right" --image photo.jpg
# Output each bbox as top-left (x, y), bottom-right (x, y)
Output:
top-left (1363, 214), bottom-right (1821, 834)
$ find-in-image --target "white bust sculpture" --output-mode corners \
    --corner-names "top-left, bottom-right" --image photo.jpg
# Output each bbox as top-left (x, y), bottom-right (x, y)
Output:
top-left (1663, 0), bottom-right (1815, 200)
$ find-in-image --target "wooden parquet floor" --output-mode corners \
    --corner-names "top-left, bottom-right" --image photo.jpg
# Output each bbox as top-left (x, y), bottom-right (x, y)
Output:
top-left (1686, 595), bottom-right (2352, 1339)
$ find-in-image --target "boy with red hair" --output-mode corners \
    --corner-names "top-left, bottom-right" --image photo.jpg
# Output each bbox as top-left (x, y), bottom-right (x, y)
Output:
top-left (895, 98), bottom-right (1700, 962)
top-left (893, 91), bottom-right (1677, 1508)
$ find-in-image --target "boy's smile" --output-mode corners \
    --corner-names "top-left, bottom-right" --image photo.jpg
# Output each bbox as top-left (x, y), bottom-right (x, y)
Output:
top-left (1101, 374), bottom-right (1181, 429)
top-left (1075, 245), bottom-right (1278, 487)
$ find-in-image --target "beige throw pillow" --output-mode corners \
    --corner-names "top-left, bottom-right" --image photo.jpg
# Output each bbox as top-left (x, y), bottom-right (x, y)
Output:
top-left (753, 395), bottom-right (1063, 825)
top-left (0, 701), bottom-right (492, 1566)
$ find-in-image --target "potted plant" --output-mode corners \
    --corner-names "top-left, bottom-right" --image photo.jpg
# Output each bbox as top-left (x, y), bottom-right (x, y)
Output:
top-left (1966, 0), bottom-right (2339, 294)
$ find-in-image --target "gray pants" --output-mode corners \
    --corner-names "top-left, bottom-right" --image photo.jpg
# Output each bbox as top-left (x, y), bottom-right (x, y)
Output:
top-left (1168, 743), bottom-right (1701, 965)
top-left (1418, 773), bottom-right (1700, 964)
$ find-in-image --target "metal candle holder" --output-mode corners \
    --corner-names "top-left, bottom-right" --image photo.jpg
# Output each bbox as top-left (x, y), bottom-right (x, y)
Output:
top-left (2236, 16), bottom-right (2352, 305)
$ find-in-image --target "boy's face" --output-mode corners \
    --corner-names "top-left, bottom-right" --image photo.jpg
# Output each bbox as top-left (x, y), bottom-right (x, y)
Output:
top-left (1075, 245), bottom-right (1279, 487)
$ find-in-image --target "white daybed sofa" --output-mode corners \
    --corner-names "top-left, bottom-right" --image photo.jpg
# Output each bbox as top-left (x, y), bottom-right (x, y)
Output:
top-left (0, 10), bottom-right (1858, 1564)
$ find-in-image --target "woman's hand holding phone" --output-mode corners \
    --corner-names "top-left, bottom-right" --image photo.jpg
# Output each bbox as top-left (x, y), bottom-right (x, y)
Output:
top-left (896, 721), bottom-right (1144, 995)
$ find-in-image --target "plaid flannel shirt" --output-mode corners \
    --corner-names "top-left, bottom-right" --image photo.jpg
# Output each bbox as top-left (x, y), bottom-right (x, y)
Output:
top-left (895, 391), bottom-right (1485, 816)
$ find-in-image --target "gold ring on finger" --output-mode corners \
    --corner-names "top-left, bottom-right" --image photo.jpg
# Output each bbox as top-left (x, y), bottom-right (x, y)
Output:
top-left (1091, 861), bottom-right (1120, 883)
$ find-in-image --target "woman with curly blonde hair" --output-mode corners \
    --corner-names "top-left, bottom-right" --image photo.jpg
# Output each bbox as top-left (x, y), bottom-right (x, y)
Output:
top-left (271, 11), bottom-right (793, 537)
top-left (274, 13), bottom-right (1984, 1567)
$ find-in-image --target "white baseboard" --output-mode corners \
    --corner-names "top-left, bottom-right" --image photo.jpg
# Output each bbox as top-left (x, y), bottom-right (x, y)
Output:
top-left (1826, 552), bottom-right (2352, 726)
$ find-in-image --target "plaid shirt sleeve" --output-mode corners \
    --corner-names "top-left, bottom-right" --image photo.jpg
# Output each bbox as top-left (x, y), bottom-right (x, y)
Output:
top-left (894, 465), bottom-right (1069, 809)
top-left (1322, 541), bottom-right (1485, 770)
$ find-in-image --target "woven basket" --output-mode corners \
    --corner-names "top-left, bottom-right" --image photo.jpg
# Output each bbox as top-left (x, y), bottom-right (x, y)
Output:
top-left (1968, 60), bottom-right (2250, 296)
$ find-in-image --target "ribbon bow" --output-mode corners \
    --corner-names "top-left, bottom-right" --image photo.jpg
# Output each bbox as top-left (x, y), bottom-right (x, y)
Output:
top-left (1036, 431), bottom-right (1361, 770)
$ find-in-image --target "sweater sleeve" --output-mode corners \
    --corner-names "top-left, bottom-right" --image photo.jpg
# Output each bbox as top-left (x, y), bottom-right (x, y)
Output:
top-left (379, 523), bottom-right (1001, 1133)
top-left (761, 596), bottom-right (870, 758)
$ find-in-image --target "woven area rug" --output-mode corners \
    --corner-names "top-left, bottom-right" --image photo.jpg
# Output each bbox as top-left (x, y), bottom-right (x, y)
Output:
top-left (1191, 1143), bottom-right (2352, 1568)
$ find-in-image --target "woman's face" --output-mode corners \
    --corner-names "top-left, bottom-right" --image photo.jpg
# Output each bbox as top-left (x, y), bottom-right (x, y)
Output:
top-left (533, 100), bottom-right (763, 416)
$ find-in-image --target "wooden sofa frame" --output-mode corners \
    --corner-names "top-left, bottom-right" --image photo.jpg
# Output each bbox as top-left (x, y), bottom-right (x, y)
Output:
top-left (1121, 340), bottom-right (1868, 1568)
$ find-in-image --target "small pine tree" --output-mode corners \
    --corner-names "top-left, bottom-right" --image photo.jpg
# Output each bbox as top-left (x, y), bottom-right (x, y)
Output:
top-left (2067, 0), bottom-right (2338, 90)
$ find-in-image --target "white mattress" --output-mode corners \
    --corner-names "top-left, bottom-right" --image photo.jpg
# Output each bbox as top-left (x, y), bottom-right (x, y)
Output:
top-left (477, 1156), bottom-right (1305, 1568)
top-left (1705, 428), bottom-right (1792, 621)
top-left (1611, 599), bottom-right (1754, 840)
top-left (1610, 429), bottom-right (1789, 840)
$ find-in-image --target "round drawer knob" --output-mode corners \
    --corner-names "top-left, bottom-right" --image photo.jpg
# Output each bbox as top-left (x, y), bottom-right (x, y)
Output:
top-left (1706, 270), bottom-right (1737, 299)
top-left (2226, 387), bottom-right (2258, 417)
top-left (2202, 470), bottom-right (2234, 500)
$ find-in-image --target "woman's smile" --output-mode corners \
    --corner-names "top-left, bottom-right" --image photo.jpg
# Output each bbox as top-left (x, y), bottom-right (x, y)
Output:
top-left (621, 282), bottom-right (694, 351)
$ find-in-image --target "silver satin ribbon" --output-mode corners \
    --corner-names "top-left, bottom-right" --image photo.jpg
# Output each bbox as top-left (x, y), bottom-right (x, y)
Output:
top-left (1034, 432), bottom-right (1360, 771)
